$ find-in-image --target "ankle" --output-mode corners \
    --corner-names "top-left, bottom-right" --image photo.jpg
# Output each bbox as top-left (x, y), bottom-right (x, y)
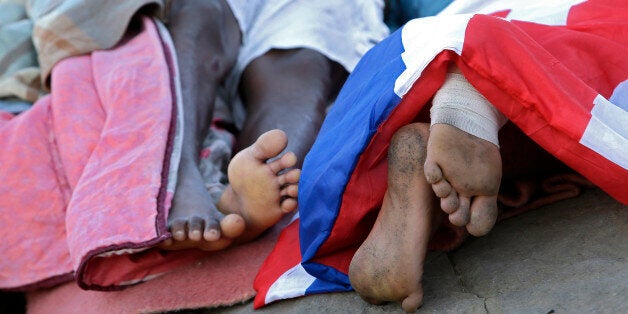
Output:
top-left (431, 73), bottom-right (507, 147)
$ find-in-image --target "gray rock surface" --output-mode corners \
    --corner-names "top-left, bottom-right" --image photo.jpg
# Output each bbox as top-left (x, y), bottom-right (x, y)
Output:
top-left (199, 189), bottom-right (627, 313)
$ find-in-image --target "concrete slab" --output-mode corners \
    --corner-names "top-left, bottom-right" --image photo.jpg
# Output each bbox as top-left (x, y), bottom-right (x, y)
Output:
top-left (197, 188), bottom-right (626, 313)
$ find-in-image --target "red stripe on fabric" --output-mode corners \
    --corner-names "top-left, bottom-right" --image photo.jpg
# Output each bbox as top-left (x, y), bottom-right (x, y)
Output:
top-left (253, 221), bottom-right (302, 308)
top-left (459, 15), bottom-right (628, 203)
top-left (313, 52), bottom-right (457, 267)
top-left (568, 0), bottom-right (628, 47)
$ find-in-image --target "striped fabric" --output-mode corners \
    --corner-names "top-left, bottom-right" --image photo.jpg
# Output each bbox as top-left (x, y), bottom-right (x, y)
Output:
top-left (254, 0), bottom-right (628, 307)
top-left (0, 0), bottom-right (389, 291)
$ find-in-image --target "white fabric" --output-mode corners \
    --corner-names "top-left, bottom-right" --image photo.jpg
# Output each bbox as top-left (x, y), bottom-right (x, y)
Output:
top-left (438, 0), bottom-right (586, 26)
top-left (223, 0), bottom-right (389, 129)
top-left (580, 94), bottom-right (628, 170)
top-left (431, 72), bottom-right (507, 146)
top-left (395, 14), bottom-right (470, 97)
top-left (265, 263), bottom-right (316, 305)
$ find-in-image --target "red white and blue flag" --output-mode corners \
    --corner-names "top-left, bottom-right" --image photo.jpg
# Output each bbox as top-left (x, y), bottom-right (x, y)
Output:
top-left (254, 0), bottom-right (628, 307)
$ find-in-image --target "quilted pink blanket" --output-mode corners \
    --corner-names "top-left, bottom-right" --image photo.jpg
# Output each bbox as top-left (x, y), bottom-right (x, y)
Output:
top-left (0, 16), bottom-right (208, 291)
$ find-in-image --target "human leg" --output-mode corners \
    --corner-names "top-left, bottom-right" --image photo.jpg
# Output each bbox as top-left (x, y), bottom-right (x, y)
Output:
top-left (237, 48), bottom-right (348, 166)
top-left (349, 123), bottom-right (442, 313)
top-left (184, 48), bottom-right (343, 245)
top-left (162, 0), bottom-right (242, 250)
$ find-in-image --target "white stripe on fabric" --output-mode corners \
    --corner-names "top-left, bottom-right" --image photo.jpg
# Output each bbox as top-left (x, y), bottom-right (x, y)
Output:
top-left (395, 14), bottom-right (470, 97)
top-left (504, 0), bottom-right (585, 25)
top-left (580, 95), bottom-right (628, 170)
top-left (395, 0), bottom-right (586, 98)
top-left (439, 0), bottom-right (586, 26)
top-left (265, 263), bottom-right (317, 305)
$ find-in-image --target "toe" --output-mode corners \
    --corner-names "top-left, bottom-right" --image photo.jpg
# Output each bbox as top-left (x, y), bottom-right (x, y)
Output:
top-left (401, 289), bottom-right (424, 313)
top-left (203, 228), bottom-right (220, 241)
top-left (431, 179), bottom-right (453, 199)
top-left (188, 216), bottom-right (205, 241)
top-left (458, 196), bottom-right (471, 215)
top-left (170, 219), bottom-right (188, 241)
top-left (279, 151), bottom-right (298, 169)
top-left (220, 214), bottom-right (246, 238)
top-left (268, 152), bottom-right (297, 174)
top-left (279, 168), bottom-right (300, 185)
top-left (281, 184), bottom-right (298, 198)
top-left (280, 197), bottom-right (298, 213)
top-left (203, 210), bottom-right (224, 241)
top-left (423, 159), bottom-right (443, 185)
top-left (448, 196), bottom-right (470, 226)
top-left (439, 189), bottom-right (459, 214)
top-left (251, 129), bottom-right (288, 160)
top-left (466, 195), bottom-right (498, 236)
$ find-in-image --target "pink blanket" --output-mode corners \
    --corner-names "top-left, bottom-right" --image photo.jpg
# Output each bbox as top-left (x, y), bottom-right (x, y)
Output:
top-left (0, 17), bottom-right (208, 291)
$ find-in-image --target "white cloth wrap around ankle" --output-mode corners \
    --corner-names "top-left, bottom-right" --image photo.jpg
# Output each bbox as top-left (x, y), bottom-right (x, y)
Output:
top-left (431, 72), bottom-right (507, 147)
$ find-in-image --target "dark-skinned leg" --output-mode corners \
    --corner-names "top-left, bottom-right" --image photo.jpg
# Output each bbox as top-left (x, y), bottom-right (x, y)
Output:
top-left (192, 49), bottom-right (335, 243)
top-left (210, 48), bottom-right (347, 243)
top-left (161, 0), bottom-right (243, 251)
top-left (236, 48), bottom-right (348, 166)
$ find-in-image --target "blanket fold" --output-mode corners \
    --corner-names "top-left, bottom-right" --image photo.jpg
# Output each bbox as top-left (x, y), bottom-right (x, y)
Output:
top-left (0, 16), bottom-right (205, 291)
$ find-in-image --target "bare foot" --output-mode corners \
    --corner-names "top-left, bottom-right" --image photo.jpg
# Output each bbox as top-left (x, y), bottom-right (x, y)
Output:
top-left (424, 123), bottom-right (501, 236)
top-left (162, 0), bottom-right (243, 251)
top-left (349, 124), bottom-right (439, 313)
top-left (218, 129), bottom-right (300, 242)
top-left (162, 129), bottom-right (299, 251)
top-left (161, 157), bottom-right (244, 251)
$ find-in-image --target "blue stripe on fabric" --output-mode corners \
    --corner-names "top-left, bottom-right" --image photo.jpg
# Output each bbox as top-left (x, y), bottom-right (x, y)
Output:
top-left (298, 27), bottom-right (406, 284)
top-left (303, 263), bottom-right (352, 295)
